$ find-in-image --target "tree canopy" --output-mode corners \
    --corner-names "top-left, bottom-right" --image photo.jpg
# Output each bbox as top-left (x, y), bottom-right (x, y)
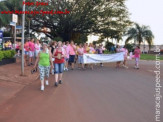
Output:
top-left (26, 0), bottom-right (131, 41)
top-left (0, 0), bottom-right (131, 42)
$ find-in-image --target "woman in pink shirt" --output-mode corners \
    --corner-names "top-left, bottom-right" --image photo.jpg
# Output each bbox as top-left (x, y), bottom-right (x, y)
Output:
top-left (24, 39), bottom-right (29, 66)
top-left (69, 40), bottom-right (76, 70)
top-left (77, 43), bottom-right (85, 69)
top-left (134, 46), bottom-right (141, 69)
top-left (28, 39), bottom-right (35, 65)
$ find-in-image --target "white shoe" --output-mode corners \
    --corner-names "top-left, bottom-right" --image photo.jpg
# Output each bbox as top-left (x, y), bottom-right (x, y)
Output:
top-left (41, 85), bottom-right (44, 91)
top-left (125, 66), bottom-right (128, 69)
top-left (45, 80), bottom-right (49, 86)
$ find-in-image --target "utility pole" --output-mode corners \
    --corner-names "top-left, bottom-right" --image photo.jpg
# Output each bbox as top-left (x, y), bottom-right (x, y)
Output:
top-left (21, 0), bottom-right (25, 75)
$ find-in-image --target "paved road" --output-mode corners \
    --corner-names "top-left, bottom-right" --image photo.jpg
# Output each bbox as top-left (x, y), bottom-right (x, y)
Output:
top-left (0, 61), bottom-right (162, 122)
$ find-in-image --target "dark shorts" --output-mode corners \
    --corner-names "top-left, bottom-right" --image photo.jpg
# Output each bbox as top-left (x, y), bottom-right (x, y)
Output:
top-left (69, 55), bottom-right (75, 63)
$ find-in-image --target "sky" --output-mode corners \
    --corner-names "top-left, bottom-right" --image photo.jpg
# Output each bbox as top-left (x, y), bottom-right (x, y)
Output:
top-left (125, 0), bottom-right (163, 45)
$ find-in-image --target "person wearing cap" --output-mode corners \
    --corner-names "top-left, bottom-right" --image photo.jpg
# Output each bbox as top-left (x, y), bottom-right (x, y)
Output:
top-left (34, 43), bottom-right (54, 91)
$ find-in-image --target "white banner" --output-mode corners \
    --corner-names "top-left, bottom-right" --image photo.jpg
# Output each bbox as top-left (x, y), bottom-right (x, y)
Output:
top-left (83, 52), bottom-right (124, 64)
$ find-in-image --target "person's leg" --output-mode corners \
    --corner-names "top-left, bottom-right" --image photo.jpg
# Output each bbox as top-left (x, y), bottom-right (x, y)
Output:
top-left (137, 58), bottom-right (139, 69)
top-left (28, 51), bottom-right (31, 65)
top-left (45, 66), bottom-right (50, 85)
top-left (71, 62), bottom-right (74, 69)
top-left (78, 56), bottom-right (81, 69)
top-left (24, 54), bottom-right (27, 67)
top-left (116, 61), bottom-right (121, 68)
top-left (59, 63), bottom-right (64, 84)
top-left (54, 63), bottom-right (59, 86)
top-left (81, 56), bottom-right (85, 69)
top-left (39, 65), bottom-right (45, 91)
top-left (91, 64), bottom-right (93, 70)
top-left (31, 52), bottom-right (34, 65)
top-left (135, 58), bottom-right (139, 69)
top-left (66, 59), bottom-right (69, 70)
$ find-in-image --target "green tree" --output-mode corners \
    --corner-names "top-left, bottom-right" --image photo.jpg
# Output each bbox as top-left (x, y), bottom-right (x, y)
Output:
top-left (26, 0), bottom-right (131, 41)
top-left (125, 23), bottom-right (154, 49)
top-left (0, 0), bottom-right (22, 27)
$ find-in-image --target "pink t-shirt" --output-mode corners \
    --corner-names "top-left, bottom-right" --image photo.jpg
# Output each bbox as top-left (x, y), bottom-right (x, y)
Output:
top-left (89, 47), bottom-right (95, 54)
top-left (29, 41), bottom-right (35, 51)
top-left (121, 48), bottom-right (128, 57)
top-left (24, 42), bottom-right (29, 51)
top-left (134, 49), bottom-right (141, 58)
top-left (77, 47), bottom-right (84, 55)
top-left (35, 43), bottom-right (41, 51)
top-left (69, 45), bottom-right (76, 55)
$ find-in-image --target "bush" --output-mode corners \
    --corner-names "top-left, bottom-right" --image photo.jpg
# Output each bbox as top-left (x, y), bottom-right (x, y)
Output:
top-left (0, 50), bottom-right (16, 61)
top-left (104, 50), bottom-right (111, 54)
top-left (3, 50), bottom-right (12, 58)
top-left (10, 50), bottom-right (16, 57)
top-left (0, 51), bottom-right (4, 61)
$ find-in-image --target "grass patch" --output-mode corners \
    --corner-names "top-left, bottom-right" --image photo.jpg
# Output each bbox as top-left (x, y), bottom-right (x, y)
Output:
top-left (140, 54), bottom-right (163, 60)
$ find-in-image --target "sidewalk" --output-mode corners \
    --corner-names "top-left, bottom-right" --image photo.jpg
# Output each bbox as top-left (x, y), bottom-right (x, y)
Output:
top-left (0, 59), bottom-right (38, 105)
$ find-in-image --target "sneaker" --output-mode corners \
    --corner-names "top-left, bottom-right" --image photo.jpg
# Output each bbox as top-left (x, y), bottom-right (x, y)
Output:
top-left (124, 65), bottom-right (128, 69)
top-left (41, 85), bottom-right (44, 91)
top-left (59, 80), bottom-right (62, 84)
top-left (45, 80), bottom-right (49, 86)
top-left (54, 82), bottom-right (58, 87)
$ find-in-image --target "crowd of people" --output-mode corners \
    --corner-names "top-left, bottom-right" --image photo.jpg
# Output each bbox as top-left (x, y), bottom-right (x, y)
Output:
top-left (15, 39), bottom-right (141, 91)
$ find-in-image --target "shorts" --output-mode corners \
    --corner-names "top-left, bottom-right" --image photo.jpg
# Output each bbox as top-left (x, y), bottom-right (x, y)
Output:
top-left (35, 50), bottom-right (40, 57)
top-left (38, 65), bottom-right (50, 81)
top-left (25, 51), bottom-right (29, 55)
top-left (29, 51), bottom-right (34, 57)
top-left (54, 63), bottom-right (64, 74)
top-left (69, 55), bottom-right (75, 63)
top-left (78, 55), bottom-right (83, 64)
top-left (65, 58), bottom-right (69, 62)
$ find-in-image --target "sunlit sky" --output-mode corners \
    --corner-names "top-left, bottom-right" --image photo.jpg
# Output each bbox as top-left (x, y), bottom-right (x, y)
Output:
top-left (125, 0), bottom-right (163, 45)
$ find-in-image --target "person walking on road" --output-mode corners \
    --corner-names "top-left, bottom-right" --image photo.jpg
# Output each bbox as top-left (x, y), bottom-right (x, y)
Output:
top-left (68, 40), bottom-right (76, 70)
top-left (77, 43), bottom-right (85, 69)
top-left (53, 41), bottom-right (66, 87)
top-left (34, 43), bottom-right (53, 91)
top-left (28, 39), bottom-right (35, 66)
top-left (134, 46), bottom-right (141, 69)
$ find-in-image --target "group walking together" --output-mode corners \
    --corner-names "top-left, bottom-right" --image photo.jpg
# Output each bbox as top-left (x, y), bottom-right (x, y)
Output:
top-left (21, 39), bottom-right (141, 91)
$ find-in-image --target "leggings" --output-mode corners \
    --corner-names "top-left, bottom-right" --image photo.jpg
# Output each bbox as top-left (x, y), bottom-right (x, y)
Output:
top-left (135, 58), bottom-right (139, 66)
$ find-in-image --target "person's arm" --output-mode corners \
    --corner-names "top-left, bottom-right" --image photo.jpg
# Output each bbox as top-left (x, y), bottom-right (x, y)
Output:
top-left (62, 48), bottom-right (67, 58)
top-left (52, 49), bottom-right (58, 58)
top-left (49, 52), bottom-right (54, 68)
top-left (34, 52), bottom-right (40, 69)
